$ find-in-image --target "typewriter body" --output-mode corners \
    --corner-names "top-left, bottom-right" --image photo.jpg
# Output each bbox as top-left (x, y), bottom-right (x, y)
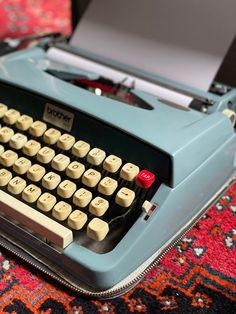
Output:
top-left (0, 1), bottom-right (236, 298)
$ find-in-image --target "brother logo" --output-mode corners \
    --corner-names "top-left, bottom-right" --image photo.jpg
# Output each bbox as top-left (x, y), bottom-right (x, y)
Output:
top-left (47, 106), bottom-right (72, 123)
top-left (43, 103), bottom-right (74, 132)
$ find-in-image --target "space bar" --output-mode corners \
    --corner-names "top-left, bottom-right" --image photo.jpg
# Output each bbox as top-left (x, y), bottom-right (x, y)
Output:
top-left (0, 190), bottom-right (73, 249)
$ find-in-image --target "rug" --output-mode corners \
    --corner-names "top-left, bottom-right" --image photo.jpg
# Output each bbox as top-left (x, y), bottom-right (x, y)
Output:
top-left (0, 0), bottom-right (71, 40)
top-left (0, 181), bottom-right (236, 313)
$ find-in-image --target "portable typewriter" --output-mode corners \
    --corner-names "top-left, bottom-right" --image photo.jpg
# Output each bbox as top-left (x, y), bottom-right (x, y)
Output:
top-left (0, 0), bottom-right (236, 299)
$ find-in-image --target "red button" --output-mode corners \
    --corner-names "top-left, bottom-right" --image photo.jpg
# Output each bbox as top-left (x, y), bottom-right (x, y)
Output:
top-left (136, 170), bottom-right (155, 188)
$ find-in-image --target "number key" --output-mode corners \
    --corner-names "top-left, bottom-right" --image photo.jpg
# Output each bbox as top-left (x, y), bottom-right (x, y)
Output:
top-left (0, 103), bottom-right (8, 118)
top-left (43, 128), bottom-right (61, 145)
top-left (3, 109), bottom-right (20, 125)
top-left (0, 127), bottom-right (14, 143)
top-left (87, 148), bottom-right (106, 166)
top-left (72, 140), bottom-right (90, 158)
top-left (29, 120), bottom-right (47, 137)
top-left (57, 134), bottom-right (75, 150)
top-left (16, 115), bottom-right (33, 131)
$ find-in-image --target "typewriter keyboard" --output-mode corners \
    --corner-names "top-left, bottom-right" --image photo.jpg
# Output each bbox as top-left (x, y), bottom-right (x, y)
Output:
top-left (0, 103), bottom-right (157, 252)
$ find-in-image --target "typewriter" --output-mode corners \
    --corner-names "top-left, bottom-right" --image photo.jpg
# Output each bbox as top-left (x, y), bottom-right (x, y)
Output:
top-left (0, 1), bottom-right (236, 299)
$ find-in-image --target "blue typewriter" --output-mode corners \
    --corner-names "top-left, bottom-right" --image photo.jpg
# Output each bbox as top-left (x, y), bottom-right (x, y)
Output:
top-left (0, 1), bottom-right (236, 299)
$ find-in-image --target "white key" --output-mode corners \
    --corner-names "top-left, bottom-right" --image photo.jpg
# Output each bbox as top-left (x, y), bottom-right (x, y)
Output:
top-left (82, 169), bottom-right (101, 188)
top-left (68, 210), bottom-right (88, 230)
top-left (66, 161), bottom-right (85, 179)
top-left (72, 140), bottom-right (90, 158)
top-left (87, 218), bottom-right (109, 241)
top-left (13, 157), bottom-right (32, 174)
top-left (98, 177), bottom-right (118, 196)
top-left (87, 148), bottom-right (106, 166)
top-left (22, 184), bottom-right (41, 203)
top-left (52, 201), bottom-right (72, 221)
top-left (16, 115), bottom-right (33, 131)
top-left (3, 109), bottom-right (20, 125)
top-left (43, 128), bottom-right (61, 145)
top-left (52, 154), bottom-right (70, 171)
top-left (73, 188), bottom-right (92, 208)
top-left (27, 164), bottom-right (46, 182)
top-left (0, 127), bottom-right (14, 143)
top-left (89, 197), bottom-right (109, 217)
top-left (23, 140), bottom-right (41, 156)
top-left (57, 180), bottom-right (76, 199)
top-left (37, 147), bottom-right (55, 164)
top-left (57, 134), bottom-right (75, 150)
top-left (9, 133), bottom-right (27, 150)
top-left (0, 145), bottom-right (4, 155)
top-left (7, 176), bottom-right (27, 195)
top-left (0, 150), bottom-right (18, 167)
top-left (0, 103), bottom-right (8, 118)
top-left (0, 168), bottom-right (12, 186)
top-left (120, 163), bottom-right (140, 181)
top-left (115, 187), bottom-right (135, 207)
top-left (37, 192), bottom-right (57, 212)
top-left (29, 120), bottom-right (47, 137)
top-left (103, 155), bottom-right (122, 173)
top-left (42, 172), bottom-right (61, 190)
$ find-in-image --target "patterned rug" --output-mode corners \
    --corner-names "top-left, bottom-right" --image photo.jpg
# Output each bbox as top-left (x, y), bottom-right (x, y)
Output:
top-left (0, 182), bottom-right (236, 313)
top-left (0, 0), bottom-right (71, 40)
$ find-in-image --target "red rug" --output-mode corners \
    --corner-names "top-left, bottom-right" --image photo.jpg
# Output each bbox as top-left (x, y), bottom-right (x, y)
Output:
top-left (0, 0), bottom-right (71, 40)
top-left (0, 182), bottom-right (236, 313)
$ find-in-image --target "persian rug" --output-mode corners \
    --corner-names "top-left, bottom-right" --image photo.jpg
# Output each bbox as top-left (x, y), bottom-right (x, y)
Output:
top-left (0, 0), bottom-right (71, 40)
top-left (0, 1), bottom-right (236, 312)
top-left (0, 182), bottom-right (236, 313)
